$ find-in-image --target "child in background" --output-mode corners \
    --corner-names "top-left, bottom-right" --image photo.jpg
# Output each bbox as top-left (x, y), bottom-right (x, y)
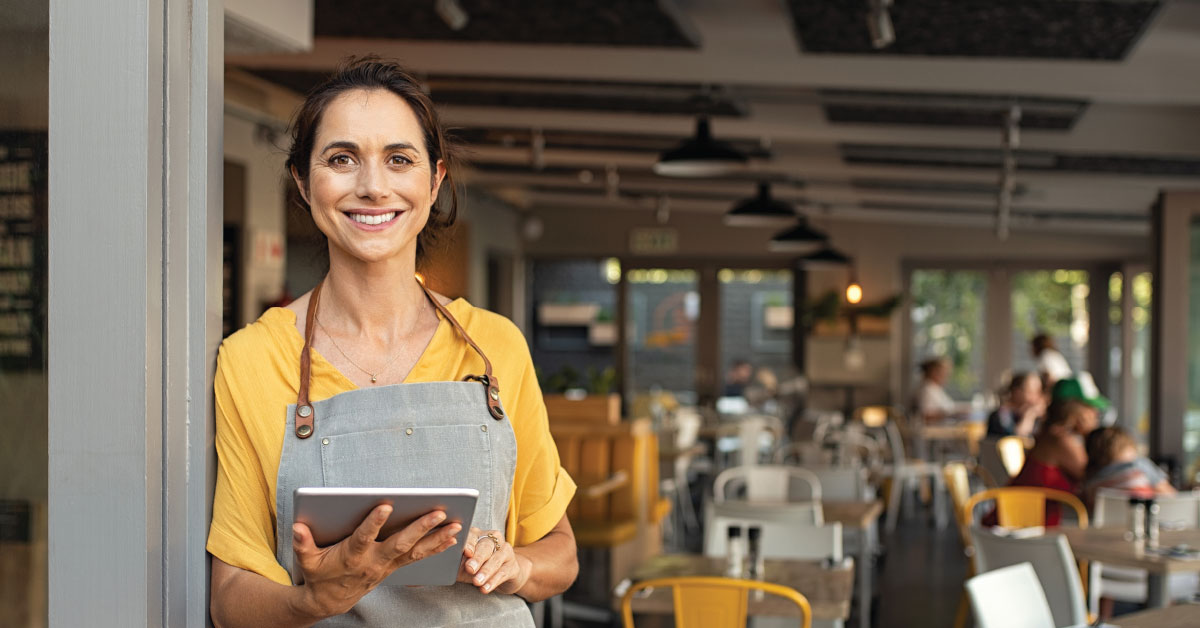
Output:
top-left (1083, 426), bottom-right (1175, 509)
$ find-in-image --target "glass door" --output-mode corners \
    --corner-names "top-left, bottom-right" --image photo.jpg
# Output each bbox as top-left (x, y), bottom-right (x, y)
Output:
top-left (624, 268), bottom-right (700, 410)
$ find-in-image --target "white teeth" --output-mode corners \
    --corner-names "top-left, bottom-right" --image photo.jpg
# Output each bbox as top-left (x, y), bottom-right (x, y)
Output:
top-left (349, 212), bottom-right (396, 225)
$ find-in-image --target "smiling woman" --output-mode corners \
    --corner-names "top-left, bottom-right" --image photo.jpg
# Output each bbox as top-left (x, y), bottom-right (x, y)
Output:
top-left (207, 59), bottom-right (578, 628)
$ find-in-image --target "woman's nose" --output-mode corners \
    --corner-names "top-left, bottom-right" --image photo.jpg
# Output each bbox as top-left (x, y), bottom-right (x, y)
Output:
top-left (356, 161), bottom-right (390, 200)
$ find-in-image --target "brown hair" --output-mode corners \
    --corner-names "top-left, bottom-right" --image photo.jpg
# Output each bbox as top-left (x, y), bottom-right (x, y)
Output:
top-left (1008, 371), bottom-right (1037, 394)
top-left (1085, 426), bottom-right (1136, 476)
top-left (1040, 399), bottom-right (1092, 436)
top-left (285, 56), bottom-right (460, 262)
top-left (1032, 333), bottom-right (1055, 354)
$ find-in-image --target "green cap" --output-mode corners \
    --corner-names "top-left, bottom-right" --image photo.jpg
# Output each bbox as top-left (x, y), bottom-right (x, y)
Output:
top-left (1051, 373), bottom-right (1110, 411)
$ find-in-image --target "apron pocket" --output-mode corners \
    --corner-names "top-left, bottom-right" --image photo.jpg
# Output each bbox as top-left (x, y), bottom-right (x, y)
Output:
top-left (319, 425), bottom-right (495, 522)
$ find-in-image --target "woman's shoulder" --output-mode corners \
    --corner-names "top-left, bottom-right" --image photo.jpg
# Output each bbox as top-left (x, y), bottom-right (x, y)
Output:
top-left (218, 307), bottom-right (300, 369)
top-left (446, 299), bottom-right (528, 352)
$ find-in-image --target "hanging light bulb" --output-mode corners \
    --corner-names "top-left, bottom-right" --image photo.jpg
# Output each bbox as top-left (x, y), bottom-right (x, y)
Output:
top-left (846, 280), bottom-right (863, 305)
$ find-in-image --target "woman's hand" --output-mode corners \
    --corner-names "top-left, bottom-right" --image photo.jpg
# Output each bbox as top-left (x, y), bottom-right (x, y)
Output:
top-left (458, 527), bottom-right (531, 595)
top-left (292, 505), bottom-right (462, 619)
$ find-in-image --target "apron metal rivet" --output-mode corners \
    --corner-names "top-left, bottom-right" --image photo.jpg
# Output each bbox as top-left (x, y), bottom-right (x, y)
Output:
top-left (489, 389), bottom-right (500, 401)
top-left (481, 425), bottom-right (488, 432)
top-left (296, 424), bottom-right (312, 438)
top-left (406, 428), bottom-right (414, 435)
top-left (297, 405), bottom-right (312, 418)
top-left (321, 438), bottom-right (329, 445)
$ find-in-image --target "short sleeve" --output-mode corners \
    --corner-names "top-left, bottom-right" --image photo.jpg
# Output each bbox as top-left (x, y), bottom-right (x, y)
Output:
top-left (207, 345), bottom-right (292, 585)
top-left (503, 331), bottom-right (576, 547)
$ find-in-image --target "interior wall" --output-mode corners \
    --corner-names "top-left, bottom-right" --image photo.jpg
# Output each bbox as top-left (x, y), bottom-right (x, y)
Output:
top-left (525, 205), bottom-right (1150, 403)
top-left (462, 188), bottom-right (525, 330)
top-left (224, 113), bottom-right (288, 327)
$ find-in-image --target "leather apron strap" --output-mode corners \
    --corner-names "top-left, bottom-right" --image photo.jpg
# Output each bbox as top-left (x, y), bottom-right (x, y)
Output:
top-left (293, 278), bottom-right (504, 439)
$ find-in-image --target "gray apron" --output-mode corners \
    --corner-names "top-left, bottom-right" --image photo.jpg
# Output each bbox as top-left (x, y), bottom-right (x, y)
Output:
top-left (274, 280), bottom-right (534, 627)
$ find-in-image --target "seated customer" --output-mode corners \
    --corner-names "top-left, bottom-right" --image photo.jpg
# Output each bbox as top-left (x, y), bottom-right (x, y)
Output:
top-left (1007, 399), bottom-right (1098, 525)
top-left (987, 371), bottom-right (1044, 438)
top-left (1083, 426), bottom-right (1175, 508)
top-left (912, 357), bottom-right (957, 424)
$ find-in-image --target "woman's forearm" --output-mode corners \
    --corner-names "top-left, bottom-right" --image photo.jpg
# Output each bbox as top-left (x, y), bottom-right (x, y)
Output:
top-left (210, 560), bottom-right (323, 628)
top-left (512, 515), bottom-right (578, 603)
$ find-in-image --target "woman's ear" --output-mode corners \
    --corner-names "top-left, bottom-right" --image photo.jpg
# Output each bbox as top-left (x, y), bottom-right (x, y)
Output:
top-left (430, 159), bottom-right (447, 204)
top-left (289, 165), bottom-right (310, 206)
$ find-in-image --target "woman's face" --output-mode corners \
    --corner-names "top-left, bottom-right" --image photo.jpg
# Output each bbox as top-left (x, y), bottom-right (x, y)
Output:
top-left (295, 88), bottom-right (445, 265)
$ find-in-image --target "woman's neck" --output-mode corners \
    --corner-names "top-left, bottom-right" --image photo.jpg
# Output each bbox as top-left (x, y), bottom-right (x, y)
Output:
top-left (319, 249), bottom-right (428, 341)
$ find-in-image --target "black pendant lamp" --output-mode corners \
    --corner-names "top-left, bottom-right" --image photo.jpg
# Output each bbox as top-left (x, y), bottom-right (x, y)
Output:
top-left (725, 182), bottom-right (797, 227)
top-left (799, 246), bottom-right (852, 269)
top-left (768, 217), bottom-right (828, 253)
top-left (654, 116), bottom-right (748, 178)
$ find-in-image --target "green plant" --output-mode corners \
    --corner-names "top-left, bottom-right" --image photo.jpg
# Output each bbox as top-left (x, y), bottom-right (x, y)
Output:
top-left (586, 366), bottom-right (617, 395)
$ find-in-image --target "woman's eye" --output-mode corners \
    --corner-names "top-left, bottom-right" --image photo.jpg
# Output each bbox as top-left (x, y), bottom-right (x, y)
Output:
top-left (329, 154), bottom-right (353, 166)
top-left (389, 155), bottom-right (413, 166)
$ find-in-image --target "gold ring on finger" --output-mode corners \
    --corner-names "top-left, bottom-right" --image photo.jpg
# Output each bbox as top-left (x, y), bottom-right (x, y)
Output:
top-left (478, 532), bottom-right (501, 553)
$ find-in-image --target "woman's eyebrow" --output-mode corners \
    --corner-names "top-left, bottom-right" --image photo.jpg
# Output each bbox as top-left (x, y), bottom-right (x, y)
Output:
top-left (383, 142), bottom-right (417, 153)
top-left (320, 140), bottom-right (358, 153)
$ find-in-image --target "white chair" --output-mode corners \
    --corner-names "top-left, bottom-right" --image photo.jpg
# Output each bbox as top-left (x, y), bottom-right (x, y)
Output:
top-left (660, 408), bottom-right (704, 547)
top-left (704, 517), bottom-right (843, 562)
top-left (714, 464), bottom-right (822, 504)
top-left (857, 408), bottom-right (946, 534)
top-left (707, 496), bottom-right (824, 528)
top-left (965, 562), bottom-right (1056, 628)
top-left (969, 526), bottom-right (1087, 628)
top-left (804, 466), bottom-right (874, 502)
top-left (1090, 489), bottom-right (1200, 607)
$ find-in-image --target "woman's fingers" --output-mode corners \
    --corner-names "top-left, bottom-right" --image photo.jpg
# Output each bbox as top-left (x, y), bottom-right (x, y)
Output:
top-left (461, 526), bottom-right (483, 560)
top-left (377, 510), bottom-right (449, 563)
top-left (346, 504), bottom-right (393, 555)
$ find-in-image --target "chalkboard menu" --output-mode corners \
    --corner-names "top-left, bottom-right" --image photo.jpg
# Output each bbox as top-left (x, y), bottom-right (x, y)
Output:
top-left (0, 132), bottom-right (47, 370)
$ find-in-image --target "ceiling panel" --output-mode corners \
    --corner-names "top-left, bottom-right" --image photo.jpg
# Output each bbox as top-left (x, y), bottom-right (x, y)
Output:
top-left (841, 143), bottom-right (1200, 176)
top-left (786, 0), bottom-right (1160, 59)
top-left (313, 0), bottom-right (700, 47)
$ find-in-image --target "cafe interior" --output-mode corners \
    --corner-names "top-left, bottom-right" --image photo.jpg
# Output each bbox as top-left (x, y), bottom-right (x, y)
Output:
top-left (227, 0), bottom-right (1200, 626)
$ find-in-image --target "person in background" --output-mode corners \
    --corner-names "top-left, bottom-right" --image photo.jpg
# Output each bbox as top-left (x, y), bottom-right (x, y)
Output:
top-left (1083, 426), bottom-right (1175, 509)
top-left (722, 359), bottom-right (754, 397)
top-left (1050, 374), bottom-right (1110, 428)
top-left (1031, 333), bottom-right (1073, 389)
top-left (987, 371), bottom-right (1044, 438)
top-left (912, 357), bottom-right (957, 424)
top-left (1007, 399), bottom-right (1098, 526)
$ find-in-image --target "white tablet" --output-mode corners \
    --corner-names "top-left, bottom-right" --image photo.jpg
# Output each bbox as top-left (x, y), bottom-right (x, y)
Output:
top-left (292, 487), bottom-right (479, 586)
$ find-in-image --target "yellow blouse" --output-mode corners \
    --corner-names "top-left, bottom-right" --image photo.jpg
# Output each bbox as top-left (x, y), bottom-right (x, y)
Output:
top-left (206, 301), bottom-right (576, 586)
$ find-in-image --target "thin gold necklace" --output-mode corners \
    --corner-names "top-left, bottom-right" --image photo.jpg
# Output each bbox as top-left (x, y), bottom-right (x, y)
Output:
top-left (316, 300), bottom-right (426, 384)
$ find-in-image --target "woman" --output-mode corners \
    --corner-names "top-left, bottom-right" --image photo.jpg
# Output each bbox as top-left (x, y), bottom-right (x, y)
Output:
top-left (1008, 399), bottom-right (1097, 525)
top-left (207, 59), bottom-right (578, 627)
top-left (1031, 333), bottom-right (1072, 389)
top-left (986, 371), bottom-right (1044, 438)
top-left (1083, 426), bottom-right (1175, 509)
top-left (911, 357), bottom-right (957, 424)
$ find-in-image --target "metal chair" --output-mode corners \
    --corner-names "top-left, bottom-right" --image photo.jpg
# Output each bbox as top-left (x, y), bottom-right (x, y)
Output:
top-left (854, 405), bottom-right (945, 534)
top-left (1090, 488), bottom-right (1200, 608)
top-left (704, 517), bottom-right (843, 562)
top-left (621, 576), bottom-right (812, 628)
top-left (965, 563), bottom-right (1056, 628)
top-left (962, 486), bottom-right (1089, 529)
top-left (714, 464), bottom-right (823, 504)
top-left (969, 527), bottom-right (1087, 628)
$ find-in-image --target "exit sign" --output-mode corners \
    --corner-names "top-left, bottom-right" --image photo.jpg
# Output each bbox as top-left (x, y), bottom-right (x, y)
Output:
top-left (629, 228), bottom-right (678, 254)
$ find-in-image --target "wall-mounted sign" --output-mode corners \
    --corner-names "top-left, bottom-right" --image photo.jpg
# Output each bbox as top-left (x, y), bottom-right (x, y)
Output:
top-left (628, 227), bottom-right (678, 255)
top-left (0, 132), bottom-right (46, 370)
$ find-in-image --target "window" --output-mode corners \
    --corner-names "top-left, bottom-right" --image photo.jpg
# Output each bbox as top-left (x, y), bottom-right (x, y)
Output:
top-left (909, 269), bottom-right (987, 400)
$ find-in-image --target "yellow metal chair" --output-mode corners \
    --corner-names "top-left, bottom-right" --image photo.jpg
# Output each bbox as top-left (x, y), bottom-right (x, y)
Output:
top-left (996, 436), bottom-right (1028, 478)
top-left (962, 486), bottom-right (1088, 530)
top-left (943, 461), bottom-right (989, 628)
top-left (962, 486), bottom-right (1092, 620)
top-left (621, 576), bottom-right (813, 628)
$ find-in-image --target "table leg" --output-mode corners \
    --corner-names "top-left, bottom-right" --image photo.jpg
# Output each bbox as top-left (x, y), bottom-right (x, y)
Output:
top-left (858, 525), bottom-right (874, 628)
top-left (1146, 572), bottom-right (1170, 608)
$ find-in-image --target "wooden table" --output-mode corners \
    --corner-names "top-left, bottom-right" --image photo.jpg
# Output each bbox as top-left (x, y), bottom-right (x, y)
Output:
top-left (1111, 603), bottom-right (1200, 627)
top-left (1061, 528), bottom-right (1200, 608)
top-left (625, 554), bottom-right (855, 621)
top-left (824, 501), bottom-right (884, 628)
top-left (919, 421), bottom-right (987, 457)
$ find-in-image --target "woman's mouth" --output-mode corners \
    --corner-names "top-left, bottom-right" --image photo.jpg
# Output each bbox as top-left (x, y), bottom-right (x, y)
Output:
top-left (344, 210), bottom-right (401, 230)
top-left (349, 211), bottom-right (396, 225)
